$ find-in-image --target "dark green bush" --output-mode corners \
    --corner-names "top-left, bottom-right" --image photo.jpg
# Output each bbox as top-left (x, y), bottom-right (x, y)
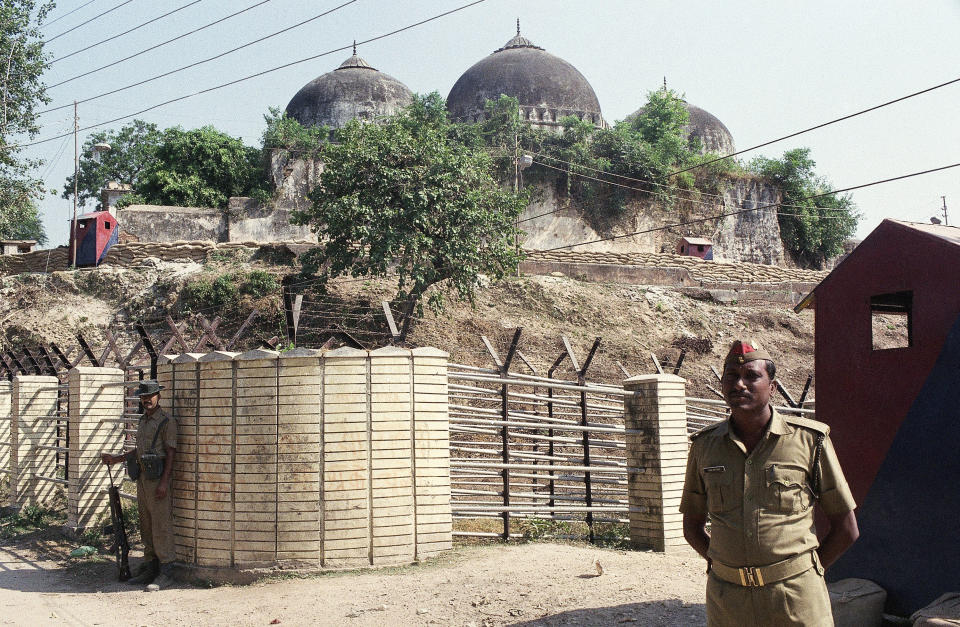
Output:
top-left (240, 270), bottom-right (277, 298)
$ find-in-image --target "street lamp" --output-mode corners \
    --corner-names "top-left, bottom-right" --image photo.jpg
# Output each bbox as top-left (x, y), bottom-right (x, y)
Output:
top-left (91, 142), bottom-right (111, 164)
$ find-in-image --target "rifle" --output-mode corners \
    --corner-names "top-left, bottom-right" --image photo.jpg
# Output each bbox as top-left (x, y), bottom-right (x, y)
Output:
top-left (107, 464), bottom-right (132, 581)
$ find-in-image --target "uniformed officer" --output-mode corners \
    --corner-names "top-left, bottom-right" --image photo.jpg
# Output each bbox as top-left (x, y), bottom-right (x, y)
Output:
top-left (101, 380), bottom-right (178, 591)
top-left (680, 340), bottom-right (859, 626)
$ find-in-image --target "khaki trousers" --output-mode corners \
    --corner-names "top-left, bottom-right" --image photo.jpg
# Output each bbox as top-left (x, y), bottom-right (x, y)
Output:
top-left (706, 567), bottom-right (833, 627)
top-left (136, 477), bottom-right (176, 564)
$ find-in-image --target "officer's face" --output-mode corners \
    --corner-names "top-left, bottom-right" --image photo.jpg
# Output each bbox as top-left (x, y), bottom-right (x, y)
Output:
top-left (141, 392), bottom-right (160, 412)
top-left (721, 360), bottom-right (775, 414)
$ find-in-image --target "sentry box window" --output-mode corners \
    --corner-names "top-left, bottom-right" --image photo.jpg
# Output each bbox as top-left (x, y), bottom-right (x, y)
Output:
top-left (871, 291), bottom-right (912, 350)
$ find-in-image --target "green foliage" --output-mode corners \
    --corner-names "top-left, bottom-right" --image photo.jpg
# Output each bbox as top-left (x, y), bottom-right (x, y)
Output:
top-left (240, 270), bottom-right (277, 298)
top-left (262, 107), bottom-right (328, 156)
top-left (0, 0), bottom-right (53, 245)
top-left (134, 126), bottom-right (271, 209)
top-left (0, 503), bottom-right (63, 539)
top-left (65, 124), bottom-right (271, 210)
top-left (512, 88), bottom-right (707, 224)
top-left (293, 92), bottom-right (527, 314)
top-left (0, 175), bottom-right (46, 243)
top-left (749, 148), bottom-right (860, 267)
top-left (180, 273), bottom-right (239, 312)
top-left (62, 120), bottom-right (161, 208)
top-left (181, 270), bottom-right (276, 312)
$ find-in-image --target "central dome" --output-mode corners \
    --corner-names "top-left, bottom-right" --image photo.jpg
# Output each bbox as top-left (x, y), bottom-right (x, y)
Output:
top-left (446, 26), bottom-right (605, 130)
top-left (285, 49), bottom-right (413, 130)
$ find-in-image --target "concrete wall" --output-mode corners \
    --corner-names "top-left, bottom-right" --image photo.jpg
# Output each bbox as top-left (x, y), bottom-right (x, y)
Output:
top-left (66, 367), bottom-right (125, 530)
top-left (227, 197), bottom-right (313, 243)
top-left (116, 205), bottom-right (227, 243)
top-left (156, 346), bottom-right (453, 577)
top-left (10, 375), bottom-right (60, 508)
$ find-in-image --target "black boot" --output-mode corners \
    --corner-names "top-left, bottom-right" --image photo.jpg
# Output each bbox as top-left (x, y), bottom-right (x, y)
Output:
top-left (127, 558), bottom-right (159, 585)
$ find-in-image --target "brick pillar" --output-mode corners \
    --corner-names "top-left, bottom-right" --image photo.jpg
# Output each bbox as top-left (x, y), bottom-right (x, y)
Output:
top-left (411, 347), bottom-right (453, 558)
top-left (624, 374), bottom-right (689, 553)
top-left (66, 367), bottom-right (125, 530)
top-left (11, 375), bottom-right (60, 508)
top-left (0, 381), bottom-right (11, 500)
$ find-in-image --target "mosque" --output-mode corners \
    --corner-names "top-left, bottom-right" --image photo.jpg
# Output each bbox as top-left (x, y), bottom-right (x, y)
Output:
top-left (284, 23), bottom-right (736, 155)
top-left (118, 24), bottom-right (783, 264)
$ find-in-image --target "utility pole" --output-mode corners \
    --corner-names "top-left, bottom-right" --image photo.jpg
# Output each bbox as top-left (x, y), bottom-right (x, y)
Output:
top-left (71, 101), bottom-right (78, 268)
top-left (942, 196), bottom-right (949, 226)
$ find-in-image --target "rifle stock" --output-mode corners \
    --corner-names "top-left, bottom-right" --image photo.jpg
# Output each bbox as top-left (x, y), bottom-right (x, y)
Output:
top-left (107, 465), bottom-right (131, 581)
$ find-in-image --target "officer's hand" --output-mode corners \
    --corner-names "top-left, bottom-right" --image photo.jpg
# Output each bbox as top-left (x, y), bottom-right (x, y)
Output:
top-left (155, 481), bottom-right (168, 500)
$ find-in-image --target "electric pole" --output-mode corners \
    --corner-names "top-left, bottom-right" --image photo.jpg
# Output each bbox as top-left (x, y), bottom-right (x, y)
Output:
top-left (71, 101), bottom-right (78, 268)
top-left (942, 196), bottom-right (949, 226)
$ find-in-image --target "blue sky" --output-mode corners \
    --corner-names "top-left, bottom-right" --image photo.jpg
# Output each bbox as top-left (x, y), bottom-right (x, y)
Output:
top-left (21, 0), bottom-right (960, 247)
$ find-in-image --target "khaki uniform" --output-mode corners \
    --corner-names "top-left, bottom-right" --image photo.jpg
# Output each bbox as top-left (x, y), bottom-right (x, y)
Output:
top-left (135, 407), bottom-right (177, 565)
top-left (680, 408), bottom-right (856, 627)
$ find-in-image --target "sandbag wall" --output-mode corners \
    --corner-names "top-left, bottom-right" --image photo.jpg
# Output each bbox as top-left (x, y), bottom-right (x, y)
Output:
top-left (156, 346), bottom-right (453, 572)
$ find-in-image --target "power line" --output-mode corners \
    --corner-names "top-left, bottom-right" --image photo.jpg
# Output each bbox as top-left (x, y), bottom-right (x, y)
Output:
top-left (14, 0), bottom-right (490, 149)
top-left (46, 0), bottom-right (277, 88)
top-left (41, 0), bottom-right (101, 30)
top-left (539, 160), bottom-right (960, 252)
top-left (50, 0), bottom-right (207, 66)
top-left (41, 0), bottom-right (356, 108)
top-left (669, 75), bottom-right (960, 176)
top-left (45, 0), bottom-right (136, 44)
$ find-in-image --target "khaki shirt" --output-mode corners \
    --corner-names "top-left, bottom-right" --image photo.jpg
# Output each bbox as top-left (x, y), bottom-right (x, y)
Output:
top-left (680, 407), bottom-right (855, 568)
top-left (135, 406), bottom-right (177, 460)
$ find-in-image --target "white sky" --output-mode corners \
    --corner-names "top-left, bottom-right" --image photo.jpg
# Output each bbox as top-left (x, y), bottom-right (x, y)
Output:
top-left (21, 0), bottom-right (960, 247)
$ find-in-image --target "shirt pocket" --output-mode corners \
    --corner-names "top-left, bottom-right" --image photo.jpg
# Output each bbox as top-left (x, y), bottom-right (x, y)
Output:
top-left (702, 469), bottom-right (735, 514)
top-left (765, 465), bottom-right (813, 514)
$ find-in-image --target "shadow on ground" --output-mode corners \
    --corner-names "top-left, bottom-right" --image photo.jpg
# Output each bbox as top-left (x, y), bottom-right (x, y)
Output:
top-left (509, 600), bottom-right (706, 626)
top-left (0, 539), bottom-right (151, 594)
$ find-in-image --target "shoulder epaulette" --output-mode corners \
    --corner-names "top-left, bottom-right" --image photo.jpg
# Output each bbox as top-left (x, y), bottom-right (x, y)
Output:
top-left (783, 415), bottom-right (830, 435)
top-left (690, 420), bottom-right (726, 441)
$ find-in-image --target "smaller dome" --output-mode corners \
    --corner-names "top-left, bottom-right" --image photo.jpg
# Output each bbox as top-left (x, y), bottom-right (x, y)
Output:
top-left (627, 98), bottom-right (735, 156)
top-left (684, 104), bottom-right (735, 156)
top-left (285, 48), bottom-right (413, 130)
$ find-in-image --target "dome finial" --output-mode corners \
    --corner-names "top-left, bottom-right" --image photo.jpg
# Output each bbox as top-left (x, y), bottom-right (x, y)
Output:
top-left (516, 18), bottom-right (520, 36)
top-left (353, 40), bottom-right (357, 56)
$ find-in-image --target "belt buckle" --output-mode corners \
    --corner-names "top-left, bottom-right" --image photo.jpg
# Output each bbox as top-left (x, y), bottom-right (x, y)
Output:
top-left (738, 566), bottom-right (764, 587)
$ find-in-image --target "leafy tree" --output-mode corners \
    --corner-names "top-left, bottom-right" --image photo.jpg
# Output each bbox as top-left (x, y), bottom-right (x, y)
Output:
top-left (121, 125), bottom-right (271, 209)
top-left (0, 176), bottom-right (46, 243)
top-left (0, 0), bottom-right (53, 244)
top-left (292, 92), bottom-right (527, 313)
top-left (749, 148), bottom-right (859, 267)
top-left (261, 107), bottom-right (328, 157)
top-left (62, 119), bottom-right (161, 208)
top-left (628, 87), bottom-right (694, 172)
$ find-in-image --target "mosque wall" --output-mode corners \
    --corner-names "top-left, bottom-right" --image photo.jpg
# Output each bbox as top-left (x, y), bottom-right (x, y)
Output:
top-left (519, 171), bottom-right (785, 264)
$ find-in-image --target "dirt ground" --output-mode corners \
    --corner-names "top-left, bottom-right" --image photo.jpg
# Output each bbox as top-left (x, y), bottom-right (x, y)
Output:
top-left (0, 540), bottom-right (706, 626)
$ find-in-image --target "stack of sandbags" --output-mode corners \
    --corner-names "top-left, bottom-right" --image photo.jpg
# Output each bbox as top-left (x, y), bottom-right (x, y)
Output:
top-left (912, 593), bottom-right (960, 626)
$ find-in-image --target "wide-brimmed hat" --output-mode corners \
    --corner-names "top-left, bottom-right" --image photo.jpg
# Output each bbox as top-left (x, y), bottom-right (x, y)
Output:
top-left (723, 339), bottom-right (773, 367)
top-left (135, 380), bottom-right (164, 397)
